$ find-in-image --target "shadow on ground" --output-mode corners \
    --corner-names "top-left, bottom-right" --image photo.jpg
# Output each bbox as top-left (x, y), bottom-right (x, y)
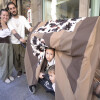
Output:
top-left (0, 69), bottom-right (55, 100)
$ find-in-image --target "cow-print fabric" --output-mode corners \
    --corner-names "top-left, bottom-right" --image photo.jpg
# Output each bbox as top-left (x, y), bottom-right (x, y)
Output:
top-left (34, 17), bottom-right (86, 33)
top-left (31, 18), bottom-right (86, 65)
top-left (30, 36), bottom-right (48, 65)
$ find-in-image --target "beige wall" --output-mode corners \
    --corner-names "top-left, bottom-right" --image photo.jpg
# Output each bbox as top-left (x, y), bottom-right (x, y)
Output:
top-left (79, 0), bottom-right (90, 17)
top-left (0, 0), bottom-right (10, 9)
top-left (0, 0), bottom-right (16, 9)
top-left (0, 1), bottom-right (2, 9)
top-left (11, 0), bottom-right (16, 4)
top-left (30, 0), bottom-right (90, 26)
top-left (17, 0), bottom-right (21, 15)
top-left (31, 0), bottom-right (43, 27)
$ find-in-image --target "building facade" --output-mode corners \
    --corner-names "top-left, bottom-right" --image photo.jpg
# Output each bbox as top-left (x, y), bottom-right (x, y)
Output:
top-left (0, 0), bottom-right (100, 27)
top-left (31, 0), bottom-right (100, 27)
top-left (0, 0), bottom-right (17, 9)
top-left (0, 0), bottom-right (10, 9)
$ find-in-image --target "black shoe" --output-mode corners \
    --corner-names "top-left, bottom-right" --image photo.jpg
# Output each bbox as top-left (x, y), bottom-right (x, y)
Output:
top-left (29, 85), bottom-right (36, 94)
top-left (17, 71), bottom-right (22, 77)
top-left (93, 92), bottom-right (100, 98)
top-left (93, 81), bottom-right (100, 98)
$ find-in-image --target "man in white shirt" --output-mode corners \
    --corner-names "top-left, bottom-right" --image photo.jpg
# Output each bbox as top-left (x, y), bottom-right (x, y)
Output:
top-left (7, 2), bottom-right (32, 77)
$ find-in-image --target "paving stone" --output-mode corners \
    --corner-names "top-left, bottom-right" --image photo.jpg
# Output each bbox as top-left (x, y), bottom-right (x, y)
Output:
top-left (0, 74), bottom-right (55, 100)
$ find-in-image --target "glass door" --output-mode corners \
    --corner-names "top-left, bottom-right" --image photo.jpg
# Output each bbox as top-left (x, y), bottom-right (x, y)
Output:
top-left (89, 0), bottom-right (100, 16)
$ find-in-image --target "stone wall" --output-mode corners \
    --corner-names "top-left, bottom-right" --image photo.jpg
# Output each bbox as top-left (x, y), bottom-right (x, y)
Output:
top-left (31, 0), bottom-right (43, 27)
top-left (16, 0), bottom-right (43, 27)
top-left (0, 0), bottom-right (16, 9)
top-left (0, 0), bottom-right (10, 9)
top-left (21, 0), bottom-right (31, 17)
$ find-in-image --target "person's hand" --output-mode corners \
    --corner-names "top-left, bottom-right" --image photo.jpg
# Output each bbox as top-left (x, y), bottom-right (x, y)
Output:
top-left (19, 38), bottom-right (26, 43)
top-left (29, 28), bottom-right (33, 32)
top-left (39, 72), bottom-right (44, 79)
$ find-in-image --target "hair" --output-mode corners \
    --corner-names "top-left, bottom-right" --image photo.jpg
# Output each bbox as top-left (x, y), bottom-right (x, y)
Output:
top-left (0, 9), bottom-right (9, 27)
top-left (46, 47), bottom-right (55, 56)
top-left (6, 2), bottom-right (17, 10)
top-left (48, 65), bottom-right (55, 74)
top-left (0, 9), bottom-right (8, 15)
top-left (46, 47), bottom-right (55, 50)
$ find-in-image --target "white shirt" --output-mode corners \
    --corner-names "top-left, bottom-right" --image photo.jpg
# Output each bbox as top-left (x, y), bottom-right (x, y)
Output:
top-left (48, 58), bottom-right (55, 67)
top-left (7, 15), bottom-right (31, 44)
top-left (0, 28), bottom-right (11, 38)
top-left (52, 83), bottom-right (55, 92)
top-left (46, 58), bottom-right (55, 71)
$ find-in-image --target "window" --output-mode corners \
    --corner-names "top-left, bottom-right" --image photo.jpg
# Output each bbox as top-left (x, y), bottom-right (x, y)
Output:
top-left (43, 0), bottom-right (79, 21)
top-left (89, 0), bottom-right (100, 16)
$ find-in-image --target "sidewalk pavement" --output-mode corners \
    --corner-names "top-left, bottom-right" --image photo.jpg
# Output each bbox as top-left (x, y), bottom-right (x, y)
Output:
top-left (0, 70), bottom-right (55, 100)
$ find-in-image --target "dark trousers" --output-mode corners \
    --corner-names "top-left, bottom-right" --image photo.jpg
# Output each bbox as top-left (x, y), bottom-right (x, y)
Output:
top-left (12, 44), bottom-right (25, 73)
top-left (38, 74), bottom-right (55, 95)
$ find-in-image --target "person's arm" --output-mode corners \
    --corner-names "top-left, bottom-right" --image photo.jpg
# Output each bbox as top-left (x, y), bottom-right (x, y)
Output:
top-left (39, 72), bottom-right (45, 79)
top-left (23, 16), bottom-right (33, 32)
top-left (11, 29), bottom-right (26, 43)
top-left (11, 29), bottom-right (26, 48)
top-left (29, 27), bottom-right (33, 32)
top-left (7, 21), bottom-right (26, 43)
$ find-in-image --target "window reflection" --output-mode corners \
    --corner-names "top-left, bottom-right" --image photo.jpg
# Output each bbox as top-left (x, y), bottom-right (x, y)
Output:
top-left (44, 0), bottom-right (79, 21)
top-left (89, 0), bottom-right (100, 16)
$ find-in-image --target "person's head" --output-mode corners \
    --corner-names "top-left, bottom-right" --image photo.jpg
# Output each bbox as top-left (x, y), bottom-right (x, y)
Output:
top-left (45, 48), bottom-right (55, 62)
top-left (27, 5), bottom-right (31, 10)
top-left (48, 65), bottom-right (55, 83)
top-left (7, 2), bottom-right (18, 16)
top-left (0, 9), bottom-right (9, 26)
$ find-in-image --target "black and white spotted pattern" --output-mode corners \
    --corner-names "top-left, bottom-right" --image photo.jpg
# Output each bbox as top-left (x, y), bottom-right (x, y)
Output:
top-left (31, 18), bottom-right (86, 65)
top-left (30, 36), bottom-right (48, 65)
top-left (34, 17), bottom-right (86, 33)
